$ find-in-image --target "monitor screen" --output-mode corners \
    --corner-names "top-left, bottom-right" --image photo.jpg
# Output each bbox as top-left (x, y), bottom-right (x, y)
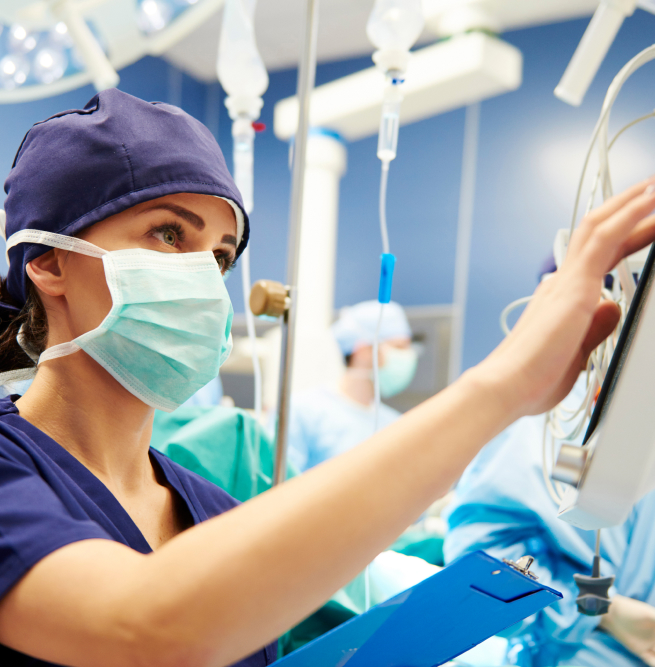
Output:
top-left (584, 245), bottom-right (655, 443)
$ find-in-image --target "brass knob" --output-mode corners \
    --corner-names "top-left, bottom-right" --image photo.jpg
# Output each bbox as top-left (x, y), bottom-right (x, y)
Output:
top-left (250, 280), bottom-right (288, 318)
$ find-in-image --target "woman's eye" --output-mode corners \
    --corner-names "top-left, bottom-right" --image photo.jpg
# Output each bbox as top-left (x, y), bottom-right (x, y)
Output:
top-left (151, 227), bottom-right (181, 248)
top-left (162, 230), bottom-right (176, 246)
top-left (214, 253), bottom-right (235, 275)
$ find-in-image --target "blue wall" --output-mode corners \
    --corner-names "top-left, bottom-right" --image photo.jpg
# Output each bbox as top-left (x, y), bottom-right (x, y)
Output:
top-left (3, 11), bottom-right (655, 372)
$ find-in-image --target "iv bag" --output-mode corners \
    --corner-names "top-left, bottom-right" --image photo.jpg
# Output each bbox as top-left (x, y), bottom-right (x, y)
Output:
top-left (366, 0), bottom-right (424, 54)
top-left (217, 0), bottom-right (268, 100)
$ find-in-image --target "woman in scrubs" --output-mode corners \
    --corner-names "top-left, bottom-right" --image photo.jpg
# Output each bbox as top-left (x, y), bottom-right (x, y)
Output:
top-left (0, 88), bottom-right (652, 667)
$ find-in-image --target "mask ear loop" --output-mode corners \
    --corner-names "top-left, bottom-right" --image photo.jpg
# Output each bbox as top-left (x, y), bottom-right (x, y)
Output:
top-left (5, 230), bottom-right (108, 262)
top-left (0, 230), bottom-right (107, 387)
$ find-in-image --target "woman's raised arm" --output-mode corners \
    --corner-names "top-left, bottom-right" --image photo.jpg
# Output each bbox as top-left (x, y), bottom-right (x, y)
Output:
top-left (1, 180), bottom-right (654, 667)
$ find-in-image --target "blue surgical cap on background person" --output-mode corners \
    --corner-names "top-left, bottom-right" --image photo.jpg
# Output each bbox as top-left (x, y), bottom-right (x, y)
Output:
top-left (2, 88), bottom-right (248, 317)
top-left (331, 301), bottom-right (411, 357)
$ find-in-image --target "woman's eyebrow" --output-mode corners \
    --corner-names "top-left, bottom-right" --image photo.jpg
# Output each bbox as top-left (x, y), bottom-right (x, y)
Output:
top-left (139, 203), bottom-right (205, 230)
top-left (221, 234), bottom-right (237, 247)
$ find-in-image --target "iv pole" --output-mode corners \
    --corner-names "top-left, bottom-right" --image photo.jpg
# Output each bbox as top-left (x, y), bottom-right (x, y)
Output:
top-left (272, 0), bottom-right (320, 485)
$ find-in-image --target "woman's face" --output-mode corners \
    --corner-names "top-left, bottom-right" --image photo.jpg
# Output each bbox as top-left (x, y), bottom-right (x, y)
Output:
top-left (33, 193), bottom-right (238, 344)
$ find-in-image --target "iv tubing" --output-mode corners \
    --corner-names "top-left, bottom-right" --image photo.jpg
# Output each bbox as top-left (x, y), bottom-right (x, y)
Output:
top-left (272, 0), bottom-right (319, 486)
top-left (372, 305), bottom-right (384, 432)
top-left (569, 44), bottom-right (655, 303)
top-left (570, 44), bottom-right (655, 236)
top-left (372, 143), bottom-right (393, 435)
top-left (379, 161), bottom-right (391, 255)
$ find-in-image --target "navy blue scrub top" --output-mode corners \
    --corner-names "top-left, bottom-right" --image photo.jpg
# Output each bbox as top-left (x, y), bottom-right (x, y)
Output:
top-left (0, 396), bottom-right (277, 666)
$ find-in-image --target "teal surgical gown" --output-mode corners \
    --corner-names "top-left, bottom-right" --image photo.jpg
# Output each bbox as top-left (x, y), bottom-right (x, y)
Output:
top-left (444, 378), bottom-right (655, 667)
top-left (287, 385), bottom-right (400, 471)
top-left (151, 405), bottom-right (286, 502)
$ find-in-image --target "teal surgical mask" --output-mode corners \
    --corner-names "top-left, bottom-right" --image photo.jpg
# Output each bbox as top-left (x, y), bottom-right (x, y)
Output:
top-left (379, 346), bottom-right (418, 398)
top-left (2, 230), bottom-right (233, 412)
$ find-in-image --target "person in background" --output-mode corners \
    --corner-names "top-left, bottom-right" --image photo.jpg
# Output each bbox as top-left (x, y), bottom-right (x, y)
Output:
top-left (287, 300), bottom-right (417, 472)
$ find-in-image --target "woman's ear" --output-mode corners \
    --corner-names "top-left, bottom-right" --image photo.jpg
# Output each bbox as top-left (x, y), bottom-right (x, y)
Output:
top-left (25, 249), bottom-right (67, 297)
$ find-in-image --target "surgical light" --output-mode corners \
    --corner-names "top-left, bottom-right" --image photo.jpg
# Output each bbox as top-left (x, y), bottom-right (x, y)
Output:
top-left (0, 0), bottom-right (224, 102)
top-left (33, 47), bottom-right (67, 84)
top-left (555, 0), bottom-right (637, 107)
top-left (8, 24), bottom-right (37, 54)
top-left (137, 0), bottom-right (174, 34)
top-left (52, 0), bottom-right (118, 92)
top-left (49, 21), bottom-right (73, 49)
top-left (0, 6), bottom-right (116, 93)
top-left (0, 54), bottom-right (29, 89)
top-left (135, 0), bottom-right (205, 36)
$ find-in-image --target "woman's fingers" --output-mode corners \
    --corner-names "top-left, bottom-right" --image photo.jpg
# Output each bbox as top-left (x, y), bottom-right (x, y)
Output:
top-left (487, 178), bottom-right (655, 420)
top-left (574, 177), bottom-right (655, 243)
top-left (617, 213), bottom-right (655, 261)
top-left (567, 186), bottom-right (655, 275)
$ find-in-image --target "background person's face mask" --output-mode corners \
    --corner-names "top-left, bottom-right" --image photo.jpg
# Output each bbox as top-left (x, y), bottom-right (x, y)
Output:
top-left (379, 346), bottom-right (418, 398)
top-left (4, 230), bottom-right (233, 412)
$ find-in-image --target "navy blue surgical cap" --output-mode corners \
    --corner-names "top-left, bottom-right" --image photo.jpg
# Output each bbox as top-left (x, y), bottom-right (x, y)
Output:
top-left (2, 88), bottom-right (248, 316)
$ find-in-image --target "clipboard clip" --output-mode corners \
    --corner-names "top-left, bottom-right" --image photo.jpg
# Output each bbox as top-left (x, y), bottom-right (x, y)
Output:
top-left (502, 555), bottom-right (539, 581)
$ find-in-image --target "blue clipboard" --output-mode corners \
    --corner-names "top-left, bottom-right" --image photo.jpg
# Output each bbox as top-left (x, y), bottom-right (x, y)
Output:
top-left (276, 551), bottom-right (562, 667)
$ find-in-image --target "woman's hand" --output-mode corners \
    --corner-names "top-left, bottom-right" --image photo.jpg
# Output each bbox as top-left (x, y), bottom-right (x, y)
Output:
top-left (479, 178), bottom-right (655, 420)
top-left (600, 595), bottom-right (655, 666)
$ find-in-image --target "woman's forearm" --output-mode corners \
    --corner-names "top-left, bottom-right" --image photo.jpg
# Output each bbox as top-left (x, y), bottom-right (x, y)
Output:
top-left (135, 363), bottom-right (514, 666)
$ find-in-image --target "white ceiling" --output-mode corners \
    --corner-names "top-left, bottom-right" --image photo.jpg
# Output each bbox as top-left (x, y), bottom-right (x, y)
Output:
top-left (164, 0), bottom-right (601, 83)
top-left (165, 0), bottom-right (381, 81)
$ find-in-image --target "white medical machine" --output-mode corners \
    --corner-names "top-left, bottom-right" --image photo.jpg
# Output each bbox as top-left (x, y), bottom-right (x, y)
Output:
top-left (553, 243), bottom-right (655, 529)
top-left (543, 42), bottom-right (655, 532)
